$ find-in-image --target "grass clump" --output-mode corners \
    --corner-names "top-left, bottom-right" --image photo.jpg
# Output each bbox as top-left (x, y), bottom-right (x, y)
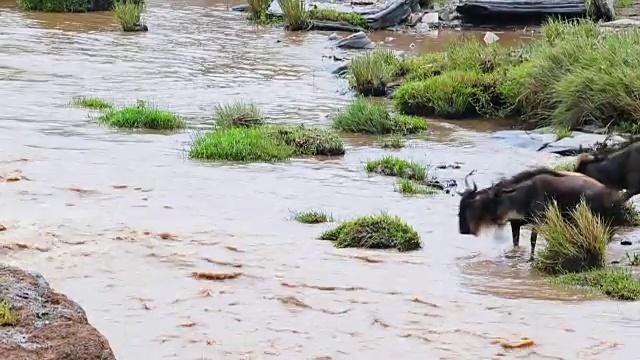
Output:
top-left (533, 199), bottom-right (610, 275)
top-left (213, 101), bottom-right (264, 128)
top-left (394, 70), bottom-right (500, 118)
top-left (190, 127), bottom-right (293, 162)
top-left (99, 100), bottom-right (185, 130)
top-left (308, 8), bottom-right (368, 28)
top-left (378, 134), bottom-right (404, 149)
top-left (292, 210), bottom-right (333, 224)
top-left (0, 300), bottom-right (17, 326)
top-left (392, 19), bottom-right (640, 132)
top-left (318, 212), bottom-right (422, 251)
top-left (189, 125), bottom-right (344, 162)
top-left (113, 0), bottom-right (146, 32)
top-left (70, 96), bottom-right (113, 110)
top-left (553, 268), bottom-right (640, 301)
top-left (348, 49), bottom-right (400, 96)
top-left (332, 98), bottom-right (427, 135)
top-left (17, 0), bottom-right (89, 12)
top-left (622, 202), bottom-right (640, 226)
top-left (280, 0), bottom-right (310, 30)
top-left (365, 156), bottom-right (428, 181)
top-left (395, 178), bottom-right (438, 196)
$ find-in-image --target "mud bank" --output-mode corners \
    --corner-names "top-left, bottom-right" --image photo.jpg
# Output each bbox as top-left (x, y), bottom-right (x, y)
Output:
top-left (0, 264), bottom-right (116, 360)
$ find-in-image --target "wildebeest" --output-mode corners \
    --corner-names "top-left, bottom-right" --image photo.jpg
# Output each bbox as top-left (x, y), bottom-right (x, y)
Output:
top-left (457, 167), bottom-right (626, 260)
top-left (576, 141), bottom-right (640, 201)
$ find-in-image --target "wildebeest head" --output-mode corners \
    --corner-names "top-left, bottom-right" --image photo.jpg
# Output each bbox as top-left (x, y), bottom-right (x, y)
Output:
top-left (457, 170), bottom-right (495, 236)
top-left (575, 153), bottom-right (602, 174)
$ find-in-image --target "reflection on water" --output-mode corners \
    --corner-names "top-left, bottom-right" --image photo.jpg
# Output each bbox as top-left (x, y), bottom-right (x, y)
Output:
top-left (1, 0), bottom-right (639, 359)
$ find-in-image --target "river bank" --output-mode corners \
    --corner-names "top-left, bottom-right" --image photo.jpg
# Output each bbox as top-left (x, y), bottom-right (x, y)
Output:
top-left (2, 0), bottom-right (640, 359)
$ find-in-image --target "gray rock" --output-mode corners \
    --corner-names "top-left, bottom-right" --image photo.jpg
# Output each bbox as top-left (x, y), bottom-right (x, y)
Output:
top-left (422, 12), bottom-right (439, 23)
top-left (483, 31), bottom-right (499, 45)
top-left (492, 128), bottom-right (626, 156)
top-left (407, 13), bottom-right (424, 26)
top-left (335, 31), bottom-right (375, 49)
top-left (328, 32), bottom-right (341, 41)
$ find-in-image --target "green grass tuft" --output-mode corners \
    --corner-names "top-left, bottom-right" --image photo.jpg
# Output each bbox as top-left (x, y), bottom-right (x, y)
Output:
top-left (533, 199), bottom-right (610, 275)
top-left (280, 0), bottom-right (310, 30)
top-left (189, 125), bottom-right (344, 162)
top-left (553, 267), bottom-right (640, 301)
top-left (98, 100), bottom-right (185, 130)
top-left (378, 134), bottom-right (404, 149)
top-left (292, 210), bottom-right (333, 224)
top-left (332, 98), bottom-right (427, 135)
top-left (395, 178), bottom-right (438, 196)
top-left (213, 101), bottom-right (264, 128)
top-left (0, 300), bottom-right (17, 326)
top-left (365, 156), bottom-right (428, 181)
top-left (113, 0), bottom-right (146, 32)
top-left (70, 96), bottom-right (113, 110)
top-left (308, 8), bottom-right (368, 28)
top-left (17, 0), bottom-right (89, 12)
top-left (318, 212), bottom-right (422, 251)
top-left (552, 162), bottom-right (575, 172)
top-left (347, 48), bottom-right (399, 96)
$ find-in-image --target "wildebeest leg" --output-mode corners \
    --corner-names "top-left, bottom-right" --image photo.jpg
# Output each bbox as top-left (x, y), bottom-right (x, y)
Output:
top-left (529, 230), bottom-right (538, 262)
top-left (510, 220), bottom-right (521, 247)
top-left (623, 171), bottom-right (640, 200)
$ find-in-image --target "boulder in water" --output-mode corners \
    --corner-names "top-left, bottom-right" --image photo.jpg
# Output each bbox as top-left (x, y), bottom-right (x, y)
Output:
top-left (492, 127), bottom-right (626, 156)
top-left (335, 31), bottom-right (375, 49)
top-left (0, 264), bottom-right (116, 359)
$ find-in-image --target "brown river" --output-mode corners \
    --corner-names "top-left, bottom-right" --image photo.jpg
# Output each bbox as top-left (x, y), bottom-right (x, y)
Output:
top-left (1, 0), bottom-right (639, 359)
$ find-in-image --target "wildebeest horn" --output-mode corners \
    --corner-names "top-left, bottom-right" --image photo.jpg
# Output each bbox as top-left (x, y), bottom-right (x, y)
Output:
top-left (463, 169), bottom-right (477, 190)
top-left (472, 179), bottom-right (478, 192)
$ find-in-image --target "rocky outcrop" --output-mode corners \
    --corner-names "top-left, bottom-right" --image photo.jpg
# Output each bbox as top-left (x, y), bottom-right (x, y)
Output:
top-left (0, 265), bottom-right (116, 360)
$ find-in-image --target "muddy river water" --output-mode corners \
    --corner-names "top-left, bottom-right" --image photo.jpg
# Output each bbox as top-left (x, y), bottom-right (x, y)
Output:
top-left (1, 0), bottom-right (640, 359)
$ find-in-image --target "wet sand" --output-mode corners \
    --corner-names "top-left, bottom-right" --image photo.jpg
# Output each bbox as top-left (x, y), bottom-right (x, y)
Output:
top-left (1, 0), bottom-right (639, 359)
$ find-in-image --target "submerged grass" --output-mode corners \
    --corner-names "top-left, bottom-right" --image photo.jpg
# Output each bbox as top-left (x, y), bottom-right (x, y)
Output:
top-left (395, 178), bottom-right (438, 195)
top-left (70, 96), bottom-right (113, 110)
top-left (99, 100), bottom-right (185, 130)
top-left (332, 98), bottom-right (427, 135)
top-left (0, 300), bottom-right (16, 326)
top-left (318, 212), bottom-right (422, 251)
top-left (393, 19), bottom-right (640, 133)
top-left (365, 156), bottom-right (428, 181)
top-left (378, 134), bottom-right (404, 149)
top-left (292, 210), bottom-right (334, 224)
top-left (189, 125), bottom-right (344, 162)
top-left (113, 0), bottom-right (145, 31)
top-left (553, 267), bottom-right (640, 301)
top-left (533, 199), bottom-right (610, 275)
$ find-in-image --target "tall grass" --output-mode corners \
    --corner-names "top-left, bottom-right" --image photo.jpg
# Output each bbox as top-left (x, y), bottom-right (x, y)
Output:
top-left (348, 48), bottom-right (399, 96)
top-left (247, 0), bottom-right (271, 19)
top-left (280, 0), bottom-right (309, 30)
top-left (213, 101), bottom-right (264, 128)
top-left (533, 199), bottom-right (610, 275)
top-left (113, 0), bottom-right (145, 32)
top-left (332, 98), bottom-right (427, 135)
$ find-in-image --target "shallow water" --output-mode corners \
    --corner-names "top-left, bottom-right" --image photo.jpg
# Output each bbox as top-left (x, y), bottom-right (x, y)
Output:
top-left (1, 0), bottom-right (639, 359)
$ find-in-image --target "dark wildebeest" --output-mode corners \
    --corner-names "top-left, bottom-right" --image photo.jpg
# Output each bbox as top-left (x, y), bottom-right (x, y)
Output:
top-left (458, 167), bottom-right (627, 260)
top-left (576, 141), bottom-right (640, 201)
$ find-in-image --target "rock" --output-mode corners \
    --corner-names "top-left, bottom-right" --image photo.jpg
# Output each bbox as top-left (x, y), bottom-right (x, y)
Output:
top-left (406, 12), bottom-right (424, 26)
top-left (367, 0), bottom-right (419, 29)
top-left (231, 4), bottom-right (250, 11)
top-left (422, 12), bottom-right (439, 23)
top-left (483, 31), bottom-right (499, 45)
top-left (335, 31), bottom-right (375, 49)
top-left (0, 264), bottom-right (116, 359)
top-left (592, 0), bottom-right (615, 21)
top-left (601, 18), bottom-right (640, 29)
top-left (331, 63), bottom-right (350, 77)
top-left (492, 128), bottom-right (626, 156)
top-left (328, 32), bottom-right (341, 41)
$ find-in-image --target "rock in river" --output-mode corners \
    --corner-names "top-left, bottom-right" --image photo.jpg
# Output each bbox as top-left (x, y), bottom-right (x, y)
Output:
top-left (0, 264), bottom-right (116, 360)
top-left (492, 127), bottom-right (625, 156)
top-left (335, 31), bottom-right (375, 49)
